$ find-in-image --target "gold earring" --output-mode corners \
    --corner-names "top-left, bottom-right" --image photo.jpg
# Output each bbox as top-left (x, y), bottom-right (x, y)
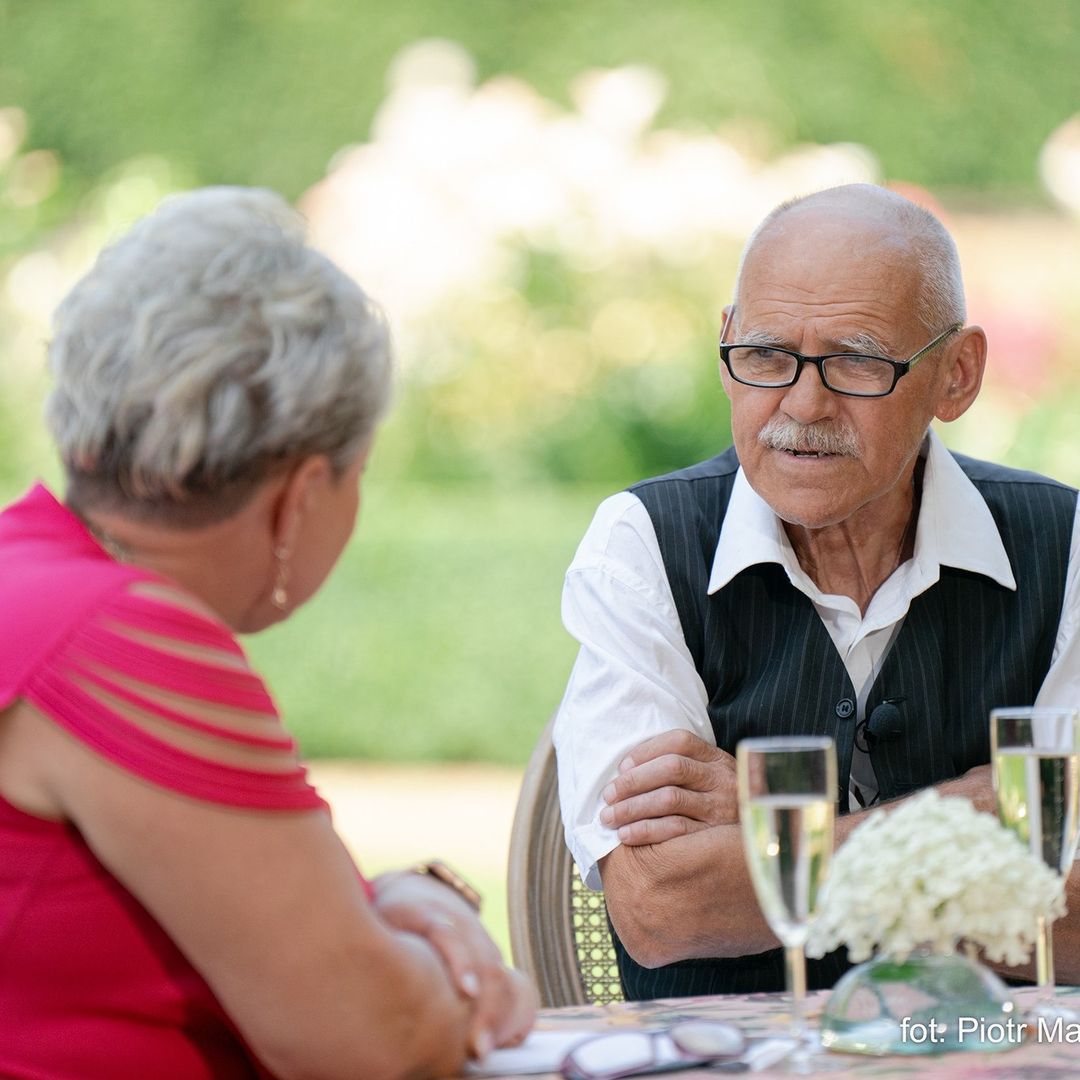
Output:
top-left (271, 545), bottom-right (290, 610)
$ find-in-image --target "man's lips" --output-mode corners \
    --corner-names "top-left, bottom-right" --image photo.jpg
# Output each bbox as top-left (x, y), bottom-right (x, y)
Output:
top-left (777, 447), bottom-right (844, 458)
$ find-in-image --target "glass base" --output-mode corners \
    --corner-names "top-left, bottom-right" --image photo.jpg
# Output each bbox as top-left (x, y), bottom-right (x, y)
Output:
top-left (786, 1031), bottom-right (833, 1075)
top-left (820, 951), bottom-right (1021, 1056)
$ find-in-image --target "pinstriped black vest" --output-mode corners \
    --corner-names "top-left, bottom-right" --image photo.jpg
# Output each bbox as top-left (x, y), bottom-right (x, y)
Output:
top-left (612, 446), bottom-right (1076, 1000)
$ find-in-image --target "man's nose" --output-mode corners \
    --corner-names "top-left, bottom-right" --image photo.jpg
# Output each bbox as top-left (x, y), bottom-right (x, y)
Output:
top-left (779, 360), bottom-right (836, 423)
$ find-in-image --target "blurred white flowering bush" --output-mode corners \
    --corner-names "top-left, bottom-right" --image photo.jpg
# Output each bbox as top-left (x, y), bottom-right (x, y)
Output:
top-left (808, 790), bottom-right (1065, 966)
top-left (298, 39), bottom-right (879, 483)
top-left (301, 40), bottom-right (877, 336)
top-left (0, 107), bottom-right (182, 493)
top-left (3, 42), bottom-right (1080, 492)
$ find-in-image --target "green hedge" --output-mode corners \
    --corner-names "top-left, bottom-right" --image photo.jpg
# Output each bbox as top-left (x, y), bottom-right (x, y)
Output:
top-left (2, 0), bottom-right (1077, 204)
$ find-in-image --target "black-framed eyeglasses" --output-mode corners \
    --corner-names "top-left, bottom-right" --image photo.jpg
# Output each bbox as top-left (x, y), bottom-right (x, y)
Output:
top-left (718, 318), bottom-right (962, 399)
top-left (560, 1021), bottom-right (746, 1080)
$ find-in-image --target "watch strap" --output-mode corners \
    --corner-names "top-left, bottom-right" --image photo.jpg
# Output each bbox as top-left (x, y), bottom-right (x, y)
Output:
top-left (411, 859), bottom-right (483, 912)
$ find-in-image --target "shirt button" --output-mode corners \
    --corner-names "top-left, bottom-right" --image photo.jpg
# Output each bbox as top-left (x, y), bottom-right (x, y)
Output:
top-left (835, 698), bottom-right (855, 720)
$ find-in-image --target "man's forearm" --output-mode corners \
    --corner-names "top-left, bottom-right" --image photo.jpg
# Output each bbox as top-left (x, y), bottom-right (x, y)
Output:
top-left (1048, 865), bottom-right (1080, 985)
top-left (601, 808), bottom-right (878, 967)
top-left (601, 764), bottom-right (997, 969)
top-left (600, 823), bottom-right (774, 967)
top-left (983, 863), bottom-right (1080, 986)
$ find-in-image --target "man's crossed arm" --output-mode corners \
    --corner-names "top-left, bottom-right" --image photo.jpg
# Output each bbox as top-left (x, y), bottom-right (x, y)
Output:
top-left (598, 729), bottom-right (1080, 983)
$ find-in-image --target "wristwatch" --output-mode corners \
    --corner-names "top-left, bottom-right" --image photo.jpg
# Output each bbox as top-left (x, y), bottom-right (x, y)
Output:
top-left (410, 859), bottom-right (483, 913)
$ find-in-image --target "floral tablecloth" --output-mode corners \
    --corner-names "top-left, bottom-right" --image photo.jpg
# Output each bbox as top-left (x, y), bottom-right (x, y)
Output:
top-left (487, 985), bottom-right (1080, 1078)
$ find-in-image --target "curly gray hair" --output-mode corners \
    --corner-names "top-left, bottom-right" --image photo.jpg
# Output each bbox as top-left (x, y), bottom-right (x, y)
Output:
top-left (47, 186), bottom-right (392, 523)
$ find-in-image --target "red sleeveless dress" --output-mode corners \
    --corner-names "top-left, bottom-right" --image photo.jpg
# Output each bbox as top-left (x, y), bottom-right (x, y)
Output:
top-left (0, 485), bottom-right (358, 1078)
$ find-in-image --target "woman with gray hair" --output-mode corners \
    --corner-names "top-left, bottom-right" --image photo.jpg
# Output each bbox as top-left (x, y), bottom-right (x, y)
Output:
top-left (0, 187), bottom-right (535, 1079)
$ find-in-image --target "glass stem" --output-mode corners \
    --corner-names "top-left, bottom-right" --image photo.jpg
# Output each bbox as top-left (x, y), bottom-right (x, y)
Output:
top-left (785, 943), bottom-right (807, 1039)
top-left (1035, 915), bottom-right (1055, 996)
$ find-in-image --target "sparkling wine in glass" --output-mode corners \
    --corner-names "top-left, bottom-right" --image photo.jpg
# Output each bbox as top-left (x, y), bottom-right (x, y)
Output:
top-left (737, 736), bottom-right (837, 1071)
top-left (991, 707), bottom-right (1080, 1022)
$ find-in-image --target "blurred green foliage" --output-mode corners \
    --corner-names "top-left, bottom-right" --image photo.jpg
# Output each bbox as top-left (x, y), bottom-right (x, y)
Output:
top-left (246, 479), bottom-right (604, 763)
top-left (2, 3), bottom-right (1080, 766)
top-left (2, 0), bottom-right (1078, 206)
top-left (376, 253), bottom-right (736, 487)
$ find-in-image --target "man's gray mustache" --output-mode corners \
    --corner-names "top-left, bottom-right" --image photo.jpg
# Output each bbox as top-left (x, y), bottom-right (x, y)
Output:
top-left (757, 418), bottom-right (861, 457)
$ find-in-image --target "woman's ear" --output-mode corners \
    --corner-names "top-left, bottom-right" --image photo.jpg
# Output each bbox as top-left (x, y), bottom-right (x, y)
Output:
top-left (271, 455), bottom-right (334, 556)
top-left (935, 325), bottom-right (987, 423)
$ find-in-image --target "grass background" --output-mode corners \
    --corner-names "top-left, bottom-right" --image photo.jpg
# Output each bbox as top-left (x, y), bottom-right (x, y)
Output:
top-left (247, 478), bottom-right (610, 762)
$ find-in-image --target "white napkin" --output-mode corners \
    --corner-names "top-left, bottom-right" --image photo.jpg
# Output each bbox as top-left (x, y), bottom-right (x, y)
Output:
top-left (465, 1030), bottom-right (595, 1076)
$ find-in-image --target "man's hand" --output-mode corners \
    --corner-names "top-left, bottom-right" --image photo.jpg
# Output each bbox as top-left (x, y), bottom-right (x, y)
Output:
top-left (599, 729), bottom-right (738, 845)
top-left (372, 871), bottom-right (536, 1057)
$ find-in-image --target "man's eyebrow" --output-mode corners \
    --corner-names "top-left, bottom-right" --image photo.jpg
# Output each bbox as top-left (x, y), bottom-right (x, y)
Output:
top-left (735, 327), bottom-right (789, 347)
top-left (832, 331), bottom-right (893, 356)
top-left (734, 327), bottom-right (897, 356)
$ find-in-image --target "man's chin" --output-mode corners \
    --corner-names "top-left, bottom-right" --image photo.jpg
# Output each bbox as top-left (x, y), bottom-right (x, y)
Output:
top-left (746, 463), bottom-right (864, 529)
top-left (776, 507), bottom-right (857, 531)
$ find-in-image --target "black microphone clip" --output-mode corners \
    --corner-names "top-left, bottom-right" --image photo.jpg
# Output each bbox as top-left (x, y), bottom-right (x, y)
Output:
top-left (855, 697), bottom-right (907, 753)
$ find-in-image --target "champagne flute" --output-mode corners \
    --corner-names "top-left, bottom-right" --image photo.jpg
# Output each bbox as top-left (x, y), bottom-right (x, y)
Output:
top-left (737, 736), bottom-right (837, 1071)
top-left (991, 707), bottom-right (1080, 1022)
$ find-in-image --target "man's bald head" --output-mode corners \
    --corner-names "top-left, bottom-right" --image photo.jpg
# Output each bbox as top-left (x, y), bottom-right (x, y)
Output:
top-left (733, 184), bottom-right (965, 334)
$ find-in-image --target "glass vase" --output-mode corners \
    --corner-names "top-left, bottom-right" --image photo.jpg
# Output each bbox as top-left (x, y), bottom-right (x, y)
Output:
top-left (820, 949), bottom-right (1021, 1055)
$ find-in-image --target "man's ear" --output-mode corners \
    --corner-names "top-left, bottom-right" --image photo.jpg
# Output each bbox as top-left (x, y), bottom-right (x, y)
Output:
top-left (718, 304), bottom-right (735, 394)
top-left (271, 455), bottom-right (333, 556)
top-left (935, 325), bottom-right (987, 423)
top-left (719, 305), bottom-right (735, 344)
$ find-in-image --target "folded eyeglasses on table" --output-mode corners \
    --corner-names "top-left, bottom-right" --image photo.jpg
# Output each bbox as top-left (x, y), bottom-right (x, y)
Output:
top-left (560, 1020), bottom-right (795, 1079)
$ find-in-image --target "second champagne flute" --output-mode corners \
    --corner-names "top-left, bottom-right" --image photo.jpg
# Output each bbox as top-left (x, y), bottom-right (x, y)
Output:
top-left (737, 736), bottom-right (837, 1072)
top-left (991, 706), bottom-right (1080, 1023)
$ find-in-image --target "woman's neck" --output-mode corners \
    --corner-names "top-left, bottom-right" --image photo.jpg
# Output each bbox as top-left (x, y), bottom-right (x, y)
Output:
top-left (72, 496), bottom-right (278, 632)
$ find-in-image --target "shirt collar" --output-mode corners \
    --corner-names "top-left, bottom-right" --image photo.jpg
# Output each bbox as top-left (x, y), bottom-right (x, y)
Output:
top-left (707, 429), bottom-right (1016, 595)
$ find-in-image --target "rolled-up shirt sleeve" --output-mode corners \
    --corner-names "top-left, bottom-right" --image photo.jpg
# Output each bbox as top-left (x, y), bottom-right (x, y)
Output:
top-left (553, 491), bottom-right (712, 890)
top-left (1035, 500), bottom-right (1080, 709)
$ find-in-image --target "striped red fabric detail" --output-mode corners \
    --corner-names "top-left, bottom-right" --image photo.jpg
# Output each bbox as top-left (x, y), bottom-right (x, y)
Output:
top-left (99, 591), bottom-right (249, 655)
top-left (28, 670), bottom-right (322, 811)
top-left (25, 582), bottom-right (324, 812)
top-left (69, 623), bottom-right (276, 712)
top-left (69, 662), bottom-right (297, 751)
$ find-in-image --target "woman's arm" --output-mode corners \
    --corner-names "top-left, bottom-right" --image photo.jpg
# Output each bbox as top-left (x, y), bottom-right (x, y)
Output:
top-left (18, 695), bottom-right (537, 1078)
top-left (371, 869), bottom-right (536, 1059)
top-left (12, 699), bottom-right (505, 1080)
top-left (3, 576), bottom-right (533, 1077)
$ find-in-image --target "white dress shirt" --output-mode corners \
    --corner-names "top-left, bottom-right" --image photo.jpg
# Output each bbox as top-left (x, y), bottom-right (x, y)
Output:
top-left (554, 430), bottom-right (1080, 889)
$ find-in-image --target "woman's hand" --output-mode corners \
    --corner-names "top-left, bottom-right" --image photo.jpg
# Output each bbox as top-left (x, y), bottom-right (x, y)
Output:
top-left (372, 870), bottom-right (537, 1057)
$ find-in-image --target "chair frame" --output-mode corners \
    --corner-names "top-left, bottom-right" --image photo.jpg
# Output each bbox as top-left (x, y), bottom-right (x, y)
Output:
top-left (507, 716), bottom-right (622, 1007)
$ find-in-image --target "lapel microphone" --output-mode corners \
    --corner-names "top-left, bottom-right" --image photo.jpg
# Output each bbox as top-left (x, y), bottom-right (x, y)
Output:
top-left (854, 697), bottom-right (907, 752)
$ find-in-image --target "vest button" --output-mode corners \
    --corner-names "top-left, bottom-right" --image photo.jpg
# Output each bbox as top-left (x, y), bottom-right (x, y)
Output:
top-left (835, 698), bottom-right (855, 719)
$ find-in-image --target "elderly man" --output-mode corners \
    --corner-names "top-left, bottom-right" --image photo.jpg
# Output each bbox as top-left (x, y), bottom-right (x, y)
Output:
top-left (553, 184), bottom-right (1080, 999)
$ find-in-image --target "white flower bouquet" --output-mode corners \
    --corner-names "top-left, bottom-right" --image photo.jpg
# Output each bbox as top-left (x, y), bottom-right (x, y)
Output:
top-left (808, 789), bottom-right (1065, 965)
